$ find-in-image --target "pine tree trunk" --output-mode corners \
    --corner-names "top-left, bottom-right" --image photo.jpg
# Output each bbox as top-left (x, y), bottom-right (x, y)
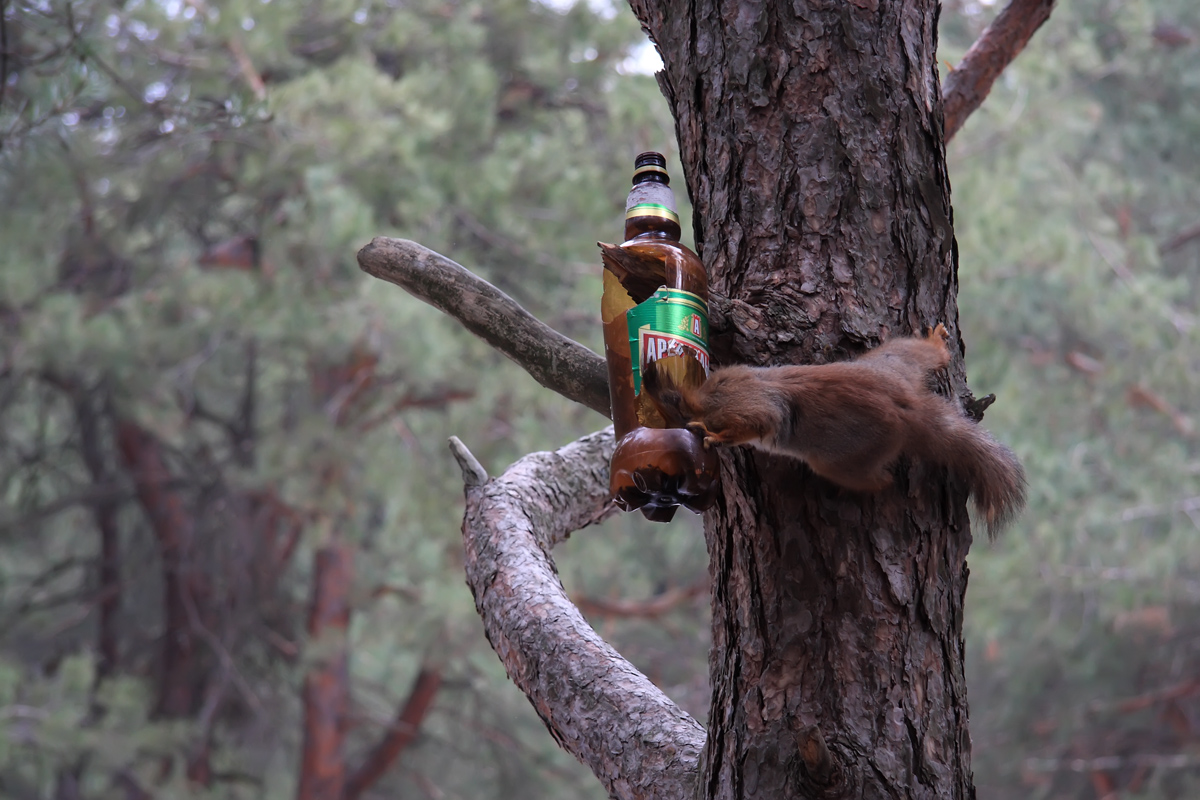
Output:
top-left (297, 541), bottom-right (353, 800)
top-left (631, 1), bottom-right (975, 797)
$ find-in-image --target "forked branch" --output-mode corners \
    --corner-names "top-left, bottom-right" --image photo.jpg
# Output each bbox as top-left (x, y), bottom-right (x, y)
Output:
top-left (454, 429), bottom-right (704, 800)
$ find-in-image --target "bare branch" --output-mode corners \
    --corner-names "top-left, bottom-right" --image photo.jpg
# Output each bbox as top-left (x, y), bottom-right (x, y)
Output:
top-left (942, 0), bottom-right (1056, 141)
top-left (344, 667), bottom-right (443, 800)
top-left (71, 385), bottom-right (121, 677)
top-left (1088, 677), bottom-right (1200, 715)
top-left (0, 481), bottom-right (140, 535)
top-left (357, 237), bottom-right (611, 418)
top-left (460, 427), bottom-right (704, 800)
top-left (356, 238), bottom-right (767, 412)
top-left (573, 577), bottom-right (707, 620)
top-left (447, 435), bottom-right (488, 487)
top-left (227, 38), bottom-right (266, 100)
top-left (1, 0), bottom-right (9, 116)
top-left (1026, 753), bottom-right (1200, 773)
top-left (1161, 220), bottom-right (1200, 255)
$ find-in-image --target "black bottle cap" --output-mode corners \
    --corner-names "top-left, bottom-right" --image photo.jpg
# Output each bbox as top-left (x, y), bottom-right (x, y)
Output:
top-left (632, 151), bottom-right (670, 185)
top-left (634, 151), bottom-right (667, 169)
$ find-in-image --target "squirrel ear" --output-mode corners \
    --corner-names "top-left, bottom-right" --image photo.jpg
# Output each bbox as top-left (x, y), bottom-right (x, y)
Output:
top-left (642, 360), bottom-right (662, 393)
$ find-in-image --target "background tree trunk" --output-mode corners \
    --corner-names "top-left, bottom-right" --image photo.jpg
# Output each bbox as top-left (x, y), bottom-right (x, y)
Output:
top-left (631, 1), bottom-right (975, 796)
top-left (297, 540), bottom-right (354, 800)
top-left (115, 419), bottom-right (209, 719)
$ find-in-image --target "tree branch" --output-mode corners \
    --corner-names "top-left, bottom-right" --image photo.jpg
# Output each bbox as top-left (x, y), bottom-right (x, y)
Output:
top-left (357, 237), bottom-right (611, 419)
top-left (344, 667), bottom-right (443, 800)
top-left (456, 428), bottom-right (704, 800)
top-left (0, 481), bottom-right (144, 535)
top-left (573, 577), bottom-right (707, 620)
top-left (357, 237), bottom-right (766, 415)
top-left (942, 0), bottom-right (1056, 141)
top-left (1161, 220), bottom-right (1200, 255)
top-left (114, 418), bottom-right (207, 717)
top-left (1090, 677), bottom-right (1200, 715)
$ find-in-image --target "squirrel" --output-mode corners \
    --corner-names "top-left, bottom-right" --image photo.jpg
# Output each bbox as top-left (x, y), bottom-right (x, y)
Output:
top-left (641, 323), bottom-right (1026, 537)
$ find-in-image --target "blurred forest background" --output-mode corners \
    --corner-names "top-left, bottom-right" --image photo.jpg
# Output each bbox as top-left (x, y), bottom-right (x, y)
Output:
top-left (1, 0), bottom-right (1198, 797)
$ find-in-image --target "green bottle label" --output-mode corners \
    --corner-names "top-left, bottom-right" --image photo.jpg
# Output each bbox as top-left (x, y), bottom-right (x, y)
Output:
top-left (627, 287), bottom-right (710, 394)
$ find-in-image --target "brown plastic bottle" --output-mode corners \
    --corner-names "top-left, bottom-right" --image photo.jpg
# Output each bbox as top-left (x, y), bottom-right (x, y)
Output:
top-left (600, 152), bottom-right (719, 522)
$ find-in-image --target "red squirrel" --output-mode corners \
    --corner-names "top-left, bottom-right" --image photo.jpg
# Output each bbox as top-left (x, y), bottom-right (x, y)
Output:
top-left (641, 323), bottom-right (1026, 537)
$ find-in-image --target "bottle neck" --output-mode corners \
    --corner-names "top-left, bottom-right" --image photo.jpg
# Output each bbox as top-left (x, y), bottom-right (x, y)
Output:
top-left (624, 217), bottom-right (681, 241)
top-left (624, 178), bottom-right (681, 241)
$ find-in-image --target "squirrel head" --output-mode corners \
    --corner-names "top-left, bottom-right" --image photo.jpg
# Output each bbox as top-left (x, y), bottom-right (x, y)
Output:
top-left (640, 361), bottom-right (699, 428)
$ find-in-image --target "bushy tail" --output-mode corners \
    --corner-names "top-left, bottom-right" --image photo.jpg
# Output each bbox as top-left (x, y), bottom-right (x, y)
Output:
top-left (931, 410), bottom-right (1027, 539)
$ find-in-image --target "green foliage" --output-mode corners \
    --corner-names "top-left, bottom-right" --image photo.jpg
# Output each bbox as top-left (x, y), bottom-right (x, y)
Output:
top-left (4, 0), bottom-right (1198, 796)
top-left (1, 0), bottom-right (692, 797)
top-left (944, 0), bottom-right (1200, 795)
top-left (0, 653), bottom-right (192, 797)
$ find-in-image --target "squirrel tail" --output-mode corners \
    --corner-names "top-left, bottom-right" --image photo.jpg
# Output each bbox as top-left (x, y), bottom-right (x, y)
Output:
top-left (929, 407), bottom-right (1027, 539)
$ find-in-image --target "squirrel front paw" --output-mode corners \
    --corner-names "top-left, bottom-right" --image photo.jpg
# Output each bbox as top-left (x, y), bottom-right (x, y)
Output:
top-left (686, 421), bottom-right (729, 450)
top-left (685, 421), bottom-right (718, 449)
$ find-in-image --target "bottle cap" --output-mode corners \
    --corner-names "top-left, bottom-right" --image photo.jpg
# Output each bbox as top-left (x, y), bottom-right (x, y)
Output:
top-left (634, 151), bottom-right (667, 168)
top-left (632, 152), bottom-right (670, 185)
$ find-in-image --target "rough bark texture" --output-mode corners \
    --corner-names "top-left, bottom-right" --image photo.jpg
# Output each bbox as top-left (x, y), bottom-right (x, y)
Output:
top-left (942, 0), bottom-right (1056, 140)
top-left (455, 429), bottom-right (706, 800)
top-left (356, 0), bottom-right (1046, 795)
top-left (629, 1), bottom-right (976, 797)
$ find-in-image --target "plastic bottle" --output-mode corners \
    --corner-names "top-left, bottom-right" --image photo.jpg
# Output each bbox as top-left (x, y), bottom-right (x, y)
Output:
top-left (600, 152), bottom-right (719, 522)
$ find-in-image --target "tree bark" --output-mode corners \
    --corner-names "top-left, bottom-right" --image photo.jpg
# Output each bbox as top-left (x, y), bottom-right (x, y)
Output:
top-left (359, 0), bottom-right (1042, 796)
top-left (631, 1), bottom-right (976, 797)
